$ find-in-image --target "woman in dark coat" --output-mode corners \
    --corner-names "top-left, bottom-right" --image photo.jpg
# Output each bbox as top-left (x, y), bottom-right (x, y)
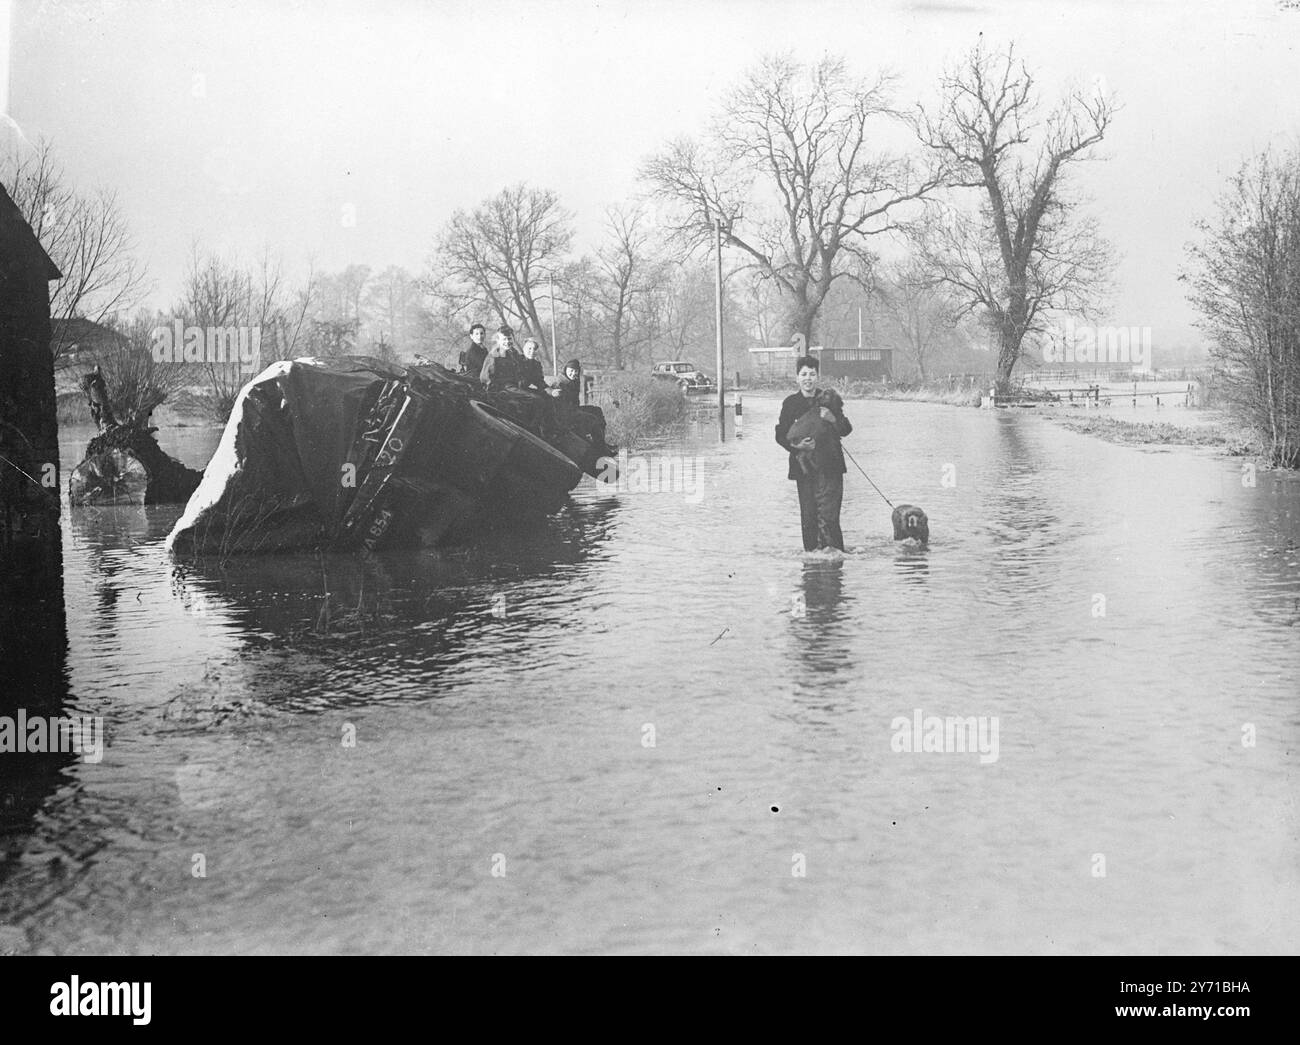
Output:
top-left (519, 339), bottom-right (549, 393)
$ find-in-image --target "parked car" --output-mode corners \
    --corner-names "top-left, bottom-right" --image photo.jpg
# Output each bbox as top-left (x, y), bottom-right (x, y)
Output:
top-left (651, 360), bottom-right (715, 393)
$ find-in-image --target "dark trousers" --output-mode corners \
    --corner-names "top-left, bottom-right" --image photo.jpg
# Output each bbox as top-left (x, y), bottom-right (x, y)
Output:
top-left (795, 471), bottom-right (844, 551)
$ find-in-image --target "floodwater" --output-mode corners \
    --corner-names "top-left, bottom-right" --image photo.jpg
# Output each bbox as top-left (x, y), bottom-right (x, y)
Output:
top-left (1, 399), bottom-right (1297, 955)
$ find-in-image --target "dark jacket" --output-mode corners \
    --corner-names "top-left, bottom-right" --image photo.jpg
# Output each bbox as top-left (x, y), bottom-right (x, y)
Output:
top-left (518, 356), bottom-right (548, 393)
top-left (460, 340), bottom-right (488, 379)
top-left (555, 374), bottom-right (581, 406)
top-left (480, 351), bottom-right (521, 393)
top-left (775, 389), bottom-right (852, 480)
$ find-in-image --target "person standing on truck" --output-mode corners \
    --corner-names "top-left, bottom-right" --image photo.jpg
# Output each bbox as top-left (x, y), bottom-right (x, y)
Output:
top-left (459, 322), bottom-right (488, 379)
top-left (480, 325), bottom-right (523, 393)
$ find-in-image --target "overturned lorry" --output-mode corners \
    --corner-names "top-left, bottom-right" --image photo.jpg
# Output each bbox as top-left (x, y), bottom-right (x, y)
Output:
top-left (165, 356), bottom-right (616, 558)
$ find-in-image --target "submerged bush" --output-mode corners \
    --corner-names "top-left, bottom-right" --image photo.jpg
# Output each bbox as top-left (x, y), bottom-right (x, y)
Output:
top-left (592, 372), bottom-right (687, 444)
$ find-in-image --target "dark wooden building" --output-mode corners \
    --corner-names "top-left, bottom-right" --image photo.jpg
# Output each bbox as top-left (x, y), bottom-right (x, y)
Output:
top-left (749, 344), bottom-right (893, 381)
top-left (819, 346), bottom-right (893, 381)
top-left (1, 179), bottom-right (67, 718)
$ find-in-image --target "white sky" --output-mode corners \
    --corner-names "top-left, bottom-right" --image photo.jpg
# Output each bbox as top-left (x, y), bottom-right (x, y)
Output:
top-left (6, 0), bottom-right (1300, 345)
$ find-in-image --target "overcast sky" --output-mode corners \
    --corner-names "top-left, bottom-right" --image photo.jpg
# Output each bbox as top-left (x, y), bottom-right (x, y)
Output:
top-left (4, 0), bottom-right (1299, 346)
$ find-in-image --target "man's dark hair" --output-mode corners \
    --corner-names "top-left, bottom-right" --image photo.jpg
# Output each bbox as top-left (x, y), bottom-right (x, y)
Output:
top-left (497, 324), bottom-right (514, 337)
top-left (795, 355), bottom-right (819, 373)
top-left (470, 323), bottom-right (485, 335)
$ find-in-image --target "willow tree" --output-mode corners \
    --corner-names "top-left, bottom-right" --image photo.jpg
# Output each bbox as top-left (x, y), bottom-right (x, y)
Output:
top-left (916, 41), bottom-right (1115, 392)
top-left (641, 53), bottom-right (943, 346)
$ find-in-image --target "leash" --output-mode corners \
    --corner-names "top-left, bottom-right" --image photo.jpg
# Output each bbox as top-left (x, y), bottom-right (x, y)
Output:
top-left (842, 446), bottom-right (895, 510)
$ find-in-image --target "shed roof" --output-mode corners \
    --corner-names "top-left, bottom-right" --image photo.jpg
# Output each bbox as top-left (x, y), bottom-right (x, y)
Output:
top-left (0, 180), bottom-right (62, 281)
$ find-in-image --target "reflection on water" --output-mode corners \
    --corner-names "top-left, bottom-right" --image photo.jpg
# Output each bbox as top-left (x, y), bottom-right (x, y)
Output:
top-left (0, 406), bottom-right (1296, 954)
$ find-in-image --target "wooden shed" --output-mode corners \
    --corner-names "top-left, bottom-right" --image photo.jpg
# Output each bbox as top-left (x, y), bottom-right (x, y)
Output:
top-left (1, 179), bottom-right (63, 579)
top-left (749, 344), bottom-right (893, 382)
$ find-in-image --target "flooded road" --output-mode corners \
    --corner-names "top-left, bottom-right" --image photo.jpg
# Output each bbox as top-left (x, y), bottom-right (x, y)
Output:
top-left (3, 399), bottom-right (1298, 954)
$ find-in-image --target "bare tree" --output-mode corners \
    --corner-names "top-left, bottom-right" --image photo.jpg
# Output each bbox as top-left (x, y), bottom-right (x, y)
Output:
top-left (3, 139), bottom-right (148, 361)
top-left (176, 248), bottom-right (251, 417)
top-left (94, 312), bottom-right (189, 426)
top-left (1185, 146), bottom-right (1300, 468)
top-left (640, 260), bottom-right (749, 366)
top-left (432, 184), bottom-right (573, 350)
top-left (304, 317), bottom-right (360, 359)
top-left (641, 53), bottom-right (942, 347)
top-left (874, 261), bottom-right (961, 381)
top-left (916, 41), bottom-right (1115, 392)
top-left (175, 247), bottom-right (319, 416)
top-left (362, 265), bottom-right (431, 360)
top-left (263, 262), bottom-right (317, 363)
top-left (326, 264), bottom-right (371, 329)
top-left (592, 205), bottom-right (660, 369)
top-left (549, 257), bottom-right (604, 367)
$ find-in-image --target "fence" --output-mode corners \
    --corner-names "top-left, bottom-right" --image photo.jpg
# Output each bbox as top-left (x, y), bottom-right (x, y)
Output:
top-left (1024, 366), bottom-right (1214, 384)
top-left (993, 382), bottom-right (1201, 408)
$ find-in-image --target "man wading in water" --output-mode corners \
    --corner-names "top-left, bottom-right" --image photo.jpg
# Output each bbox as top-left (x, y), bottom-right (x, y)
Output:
top-left (775, 354), bottom-right (853, 552)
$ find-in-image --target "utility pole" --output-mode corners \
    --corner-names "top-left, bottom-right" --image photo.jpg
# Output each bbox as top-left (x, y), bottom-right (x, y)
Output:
top-left (714, 217), bottom-right (725, 439)
top-left (548, 272), bottom-right (559, 378)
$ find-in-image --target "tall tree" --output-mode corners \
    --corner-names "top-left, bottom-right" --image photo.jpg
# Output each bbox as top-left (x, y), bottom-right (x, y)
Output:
top-left (175, 247), bottom-right (315, 416)
top-left (3, 138), bottom-right (147, 361)
top-left (592, 204), bottom-right (659, 370)
top-left (314, 264), bottom-right (371, 331)
top-left (640, 260), bottom-right (749, 368)
top-left (432, 184), bottom-right (573, 351)
top-left (176, 248), bottom-right (251, 417)
top-left (916, 40), bottom-right (1115, 392)
top-left (873, 260), bottom-right (961, 381)
top-left (641, 53), bottom-right (942, 347)
top-left (362, 265), bottom-right (429, 358)
top-left (1185, 146), bottom-right (1300, 468)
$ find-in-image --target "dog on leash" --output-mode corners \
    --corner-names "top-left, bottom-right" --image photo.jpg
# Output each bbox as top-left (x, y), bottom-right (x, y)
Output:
top-left (891, 504), bottom-right (930, 545)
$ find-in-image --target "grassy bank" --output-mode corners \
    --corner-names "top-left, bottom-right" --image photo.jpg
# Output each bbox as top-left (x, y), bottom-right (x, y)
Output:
top-left (839, 380), bottom-right (985, 407)
top-left (741, 374), bottom-right (1276, 462)
top-left (741, 376), bottom-right (987, 407)
top-left (1040, 412), bottom-right (1260, 455)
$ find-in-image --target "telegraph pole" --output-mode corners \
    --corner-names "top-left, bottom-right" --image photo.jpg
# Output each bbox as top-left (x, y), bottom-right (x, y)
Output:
top-left (714, 217), bottom-right (725, 438)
